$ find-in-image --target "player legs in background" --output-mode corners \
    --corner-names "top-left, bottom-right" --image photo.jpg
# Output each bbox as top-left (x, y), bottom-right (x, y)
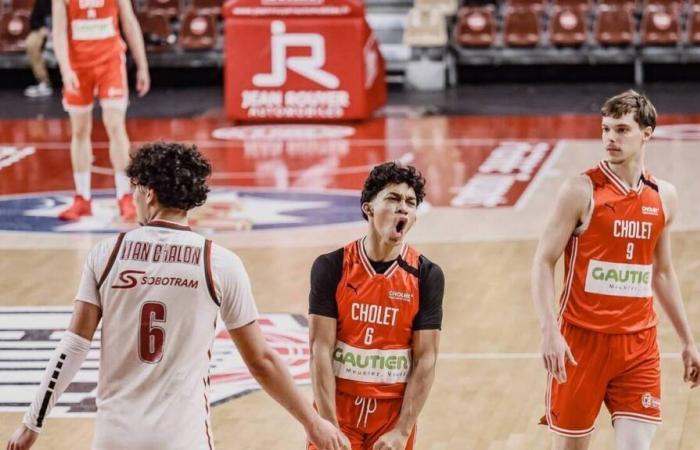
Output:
top-left (102, 106), bottom-right (135, 220)
top-left (59, 109), bottom-right (93, 220)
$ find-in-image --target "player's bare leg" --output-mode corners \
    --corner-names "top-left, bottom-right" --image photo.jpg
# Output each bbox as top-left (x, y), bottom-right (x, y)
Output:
top-left (102, 106), bottom-right (135, 220)
top-left (59, 109), bottom-right (93, 221)
top-left (613, 418), bottom-right (656, 450)
top-left (552, 434), bottom-right (591, 450)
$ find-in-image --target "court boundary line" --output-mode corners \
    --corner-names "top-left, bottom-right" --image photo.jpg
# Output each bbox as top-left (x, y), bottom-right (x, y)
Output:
top-left (0, 137), bottom-right (569, 150)
top-left (514, 139), bottom-right (566, 211)
top-left (438, 352), bottom-right (681, 360)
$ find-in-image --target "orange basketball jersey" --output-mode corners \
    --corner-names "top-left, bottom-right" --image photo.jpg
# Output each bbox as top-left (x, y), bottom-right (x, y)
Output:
top-left (333, 239), bottom-right (421, 399)
top-left (559, 161), bottom-right (666, 333)
top-left (67, 0), bottom-right (125, 69)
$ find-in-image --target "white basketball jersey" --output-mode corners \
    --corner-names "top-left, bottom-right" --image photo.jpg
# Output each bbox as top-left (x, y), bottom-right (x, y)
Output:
top-left (76, 220), bottom-right (258, 450)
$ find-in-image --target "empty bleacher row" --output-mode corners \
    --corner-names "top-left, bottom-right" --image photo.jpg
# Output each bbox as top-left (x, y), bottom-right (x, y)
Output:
top-left (1, 0), bottom-right (699, 83)
top-left (398, 0), bottom-right (700, 84)
top-left (449, 0), bottom-right (700, 49)
top-left (0, 0), bottom-right (222, 65)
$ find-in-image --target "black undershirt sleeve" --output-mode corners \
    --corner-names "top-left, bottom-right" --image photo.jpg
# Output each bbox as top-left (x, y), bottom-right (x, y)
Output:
top-left (412, 255), bottom-right (445, 330)
top-left (30, 0), bottom-right (51, 31)
top-left (308, 248), bottom-right (344, 319)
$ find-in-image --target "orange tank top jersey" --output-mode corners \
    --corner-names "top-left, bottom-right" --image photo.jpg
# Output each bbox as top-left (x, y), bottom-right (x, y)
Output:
top-left (333, 239), bottom-right (421, 399)
top-left (67, 0), bottom-right (125, 69)
top-left (560, 161), bottom-right (666, 334)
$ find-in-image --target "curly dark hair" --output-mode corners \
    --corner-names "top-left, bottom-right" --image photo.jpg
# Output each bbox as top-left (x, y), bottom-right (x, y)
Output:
top-left (126, 141), bottom-right (211, 211)
top-left (360, 161), bottom-right (426, 220)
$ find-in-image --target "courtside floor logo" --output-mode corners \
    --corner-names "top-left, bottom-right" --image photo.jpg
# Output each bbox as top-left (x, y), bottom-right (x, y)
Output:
top-left (0, 188), bottom-right (361, 233)
top-left (0, 308), bottom-right (310, 416)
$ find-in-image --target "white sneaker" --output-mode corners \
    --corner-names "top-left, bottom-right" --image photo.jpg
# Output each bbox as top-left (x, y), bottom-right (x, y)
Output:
top-left (24, 82), bottom-right (53, 98)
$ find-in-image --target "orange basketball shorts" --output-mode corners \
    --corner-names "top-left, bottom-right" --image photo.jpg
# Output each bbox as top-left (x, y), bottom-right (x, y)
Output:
top-left (308, 391), bottom-right (416, 450)
top-left (540, 322), bottom-right (661, 437)
top-left (63, 53), bottom-right (128, 112)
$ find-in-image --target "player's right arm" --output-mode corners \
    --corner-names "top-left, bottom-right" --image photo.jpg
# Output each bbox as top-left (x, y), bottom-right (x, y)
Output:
top-left (531, 176), bottom-right (590, 383)
top-left (309, 314), bottom-right (340, 426)
top-left (215, 247), bottom-right (348, 450)
top-left (7, 235), bottom-right (106, 450)
top-left (51, 0), bottom-right (78, 91)
top-left (229, 322), bottom-right (348, 450)
top-left (307, 251), bottom-right (344, 428)
top-left (6, 303), bottom-right (100, 450)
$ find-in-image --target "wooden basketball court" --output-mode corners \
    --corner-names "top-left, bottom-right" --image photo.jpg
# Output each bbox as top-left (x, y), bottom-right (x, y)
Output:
top-left (0, 115), bottom-right (699, 449)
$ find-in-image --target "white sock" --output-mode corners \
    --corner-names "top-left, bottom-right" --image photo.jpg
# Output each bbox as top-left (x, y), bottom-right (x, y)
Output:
top-left (114, 171), bottom-right (131, 199)
top-left (74, 172), bottom-right (91, 200)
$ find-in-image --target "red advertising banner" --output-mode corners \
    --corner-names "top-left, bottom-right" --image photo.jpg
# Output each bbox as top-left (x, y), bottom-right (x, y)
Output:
top-left (223, 0), bottom-right (386, 121)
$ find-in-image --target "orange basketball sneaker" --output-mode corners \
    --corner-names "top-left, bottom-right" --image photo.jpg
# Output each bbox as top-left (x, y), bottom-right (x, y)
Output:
top-left (118, 194), bottom-right (136, 221)
top-left (58, 195), bottom-right (92, 221)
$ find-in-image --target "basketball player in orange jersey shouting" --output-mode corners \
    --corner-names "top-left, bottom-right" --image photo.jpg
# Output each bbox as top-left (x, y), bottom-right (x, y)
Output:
top-left (308, 162), bottom-right (444, 450)
top-left (6, 142), bottom-right (348, 450)
top-left (52, 0), bottom-right (150, 221)
top-left (532, 90), bottom-right (700, 450)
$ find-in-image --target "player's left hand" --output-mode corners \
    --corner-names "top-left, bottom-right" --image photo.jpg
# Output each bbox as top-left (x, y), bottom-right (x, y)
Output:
top-left (6, 425), bottom-right (38, 450)
top-left (136, 67), bottom-right (150, 97)
top-left (372, 428), bottom-right (410, 450)
top-left (681, 345), bottom-right (700, 388)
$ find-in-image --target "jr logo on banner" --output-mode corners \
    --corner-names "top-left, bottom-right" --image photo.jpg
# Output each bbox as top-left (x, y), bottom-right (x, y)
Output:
top-left (253, 20), bottom-right (340, 89)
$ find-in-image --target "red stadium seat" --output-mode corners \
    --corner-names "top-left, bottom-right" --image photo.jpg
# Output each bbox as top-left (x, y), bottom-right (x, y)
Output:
top-left (144, 0), bottom-right (181, 17)
top-left (504, 7), bottom-right (541, 47)
top-left (598, 0), bottom-right (638, 12)
top-left (595, 5), bottom-right (634, 46)
top-left (137, 12), bottom-right (174, 51)
top-left (0, 11), bottom-right (30, 53)
top-left (643, 0), bottom-right (683, 10)
top-left (550, 7), bottom-right (588, 46)
top-left (11, 0), bottom-right (34, 13)
top-left (689, 8), bottom-right (700, 45)
top-left (506, 0), bottom-right (545, 12)
top-left (453, 6), bottom-right (496, 47)
top-left (404, 7), bottom-right (448, 47)
top-left (553, 0), bottom-right (592, 12)
top-left (178, 12), bottom-right (216, 50)
top-left (641, 5), bottom-right (680, 45)
top-left (192, 0), bottom-right (222, 15)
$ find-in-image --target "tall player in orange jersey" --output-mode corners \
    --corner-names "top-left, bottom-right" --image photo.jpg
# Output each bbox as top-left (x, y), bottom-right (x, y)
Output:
top-left (308, 162), bottom-right (444, 450)
top-left (532, 90), bottom-right (700, 450)
top-left (52, 0), bottom-right (150, 221)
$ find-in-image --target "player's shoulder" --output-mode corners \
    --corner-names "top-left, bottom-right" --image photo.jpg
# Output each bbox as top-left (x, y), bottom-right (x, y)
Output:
top-left (418, 253), bottom-right (441, 270)
top-left (85, 233), bottom-right (123, 266)
top-left (561, 174), bottom-right (592, 196)
top-left (313, 247), bottom-right (344, 268)
top-left (651, 177), bottom-right (678, 221)
top-left (418, 254), bottom-right (444, 281)
top-left (556, 175), bottom-right (592, 210)
top-left (653, 177), bottom-right (677, 197)
top-left (209, 241), bottom-right (245, 268)
top-left (92, 233), bottom-right (122, 253)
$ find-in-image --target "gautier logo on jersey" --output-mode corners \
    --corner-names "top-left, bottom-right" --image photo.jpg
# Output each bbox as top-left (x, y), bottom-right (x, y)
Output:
top-left (332, 341), bottom-right (410, 384)
top-left (242, 21), bottom-right (349, 119)
top-left (0, 188), bottom-right (360, 233)
top-left (0, 308), bottom-right (311, 415)
top-left (585, 259), bottom-right (653, 298)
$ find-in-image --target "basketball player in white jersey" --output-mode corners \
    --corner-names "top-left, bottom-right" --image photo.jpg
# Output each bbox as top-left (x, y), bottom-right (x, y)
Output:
top-left (7, 142), bottom-right (348, 450)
